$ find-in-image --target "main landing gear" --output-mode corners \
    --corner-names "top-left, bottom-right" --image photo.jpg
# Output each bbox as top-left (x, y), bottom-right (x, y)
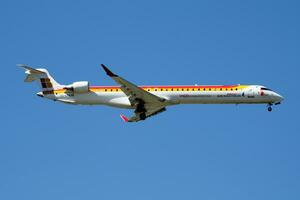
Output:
top-left (139, 113), bottom-right (147, 120)
top-left (135, 98), bottom-right (147, 121)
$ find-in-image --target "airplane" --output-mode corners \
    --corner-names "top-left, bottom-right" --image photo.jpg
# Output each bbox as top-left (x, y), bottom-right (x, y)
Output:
top-left (19, 64), bottom-right (284, 122)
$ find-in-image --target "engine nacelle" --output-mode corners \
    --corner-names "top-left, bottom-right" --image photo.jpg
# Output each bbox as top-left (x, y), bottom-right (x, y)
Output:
top-left (68, 81), bottom-right (90, 94)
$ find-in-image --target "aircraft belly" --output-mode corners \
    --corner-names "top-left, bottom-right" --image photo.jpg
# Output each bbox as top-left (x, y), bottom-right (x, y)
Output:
top-left (70, 92), bottom-right (132, 108)
top-left (56, 91), bottom-right (271, 107)
top-left (107, 96), bottom-right (132, 108)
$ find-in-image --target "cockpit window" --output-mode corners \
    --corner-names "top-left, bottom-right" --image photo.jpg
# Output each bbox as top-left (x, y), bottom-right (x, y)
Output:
top-left (261, 88), bottom-right (273, 91)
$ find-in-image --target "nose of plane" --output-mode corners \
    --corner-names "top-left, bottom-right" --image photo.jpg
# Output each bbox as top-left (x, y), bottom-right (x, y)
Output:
top-left (274, 92), bottom-right (284, 102)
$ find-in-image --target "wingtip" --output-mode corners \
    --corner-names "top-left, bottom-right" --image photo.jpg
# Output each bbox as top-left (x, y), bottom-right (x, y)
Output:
top-left (120, 114), bottom-right (129, 122)
top-left (101, 64), bottom-right (117, 77)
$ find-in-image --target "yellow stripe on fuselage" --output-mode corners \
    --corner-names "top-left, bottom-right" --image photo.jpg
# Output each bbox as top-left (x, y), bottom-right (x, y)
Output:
top-left (50, 85), bottom-right (250, 95)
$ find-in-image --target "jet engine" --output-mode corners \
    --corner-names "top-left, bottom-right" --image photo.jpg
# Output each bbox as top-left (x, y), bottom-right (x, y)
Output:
top-left (65, 81), bottom-right (90, 94)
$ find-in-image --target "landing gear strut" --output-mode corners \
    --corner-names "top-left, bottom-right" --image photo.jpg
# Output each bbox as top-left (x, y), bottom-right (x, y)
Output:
top-left (134, 98), bottom-right (147, 120)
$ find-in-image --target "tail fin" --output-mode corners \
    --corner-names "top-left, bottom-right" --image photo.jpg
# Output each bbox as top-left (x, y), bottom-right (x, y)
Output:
top-left (18, 64), bottom-right (62, 91)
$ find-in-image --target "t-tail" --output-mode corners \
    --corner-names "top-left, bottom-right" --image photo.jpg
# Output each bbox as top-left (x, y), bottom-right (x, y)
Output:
top-left (18, 64), bottom-right (63, 96)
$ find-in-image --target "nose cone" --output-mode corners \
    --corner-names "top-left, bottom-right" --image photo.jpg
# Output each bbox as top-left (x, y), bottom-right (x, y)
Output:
top-left (274, 92), bottom-right (284, 102)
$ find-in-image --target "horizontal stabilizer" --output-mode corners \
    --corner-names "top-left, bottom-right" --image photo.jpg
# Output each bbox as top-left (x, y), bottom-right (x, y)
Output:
top-left (18, 64), bottom-right (47, 82)
top-left (18, 64), bottom-right (62, 90)
top-left (17, 64), bottom-right (45, 74)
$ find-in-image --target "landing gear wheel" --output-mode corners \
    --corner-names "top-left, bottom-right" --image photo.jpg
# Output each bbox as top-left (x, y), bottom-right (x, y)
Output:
top-left (140, 113), bottom-right (146, 120)
top-left (268, 106), bottom-right (272, 112)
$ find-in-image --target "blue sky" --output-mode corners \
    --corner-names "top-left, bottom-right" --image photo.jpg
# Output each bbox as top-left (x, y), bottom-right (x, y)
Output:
top-left (1, 0), bottom-right (299, 199)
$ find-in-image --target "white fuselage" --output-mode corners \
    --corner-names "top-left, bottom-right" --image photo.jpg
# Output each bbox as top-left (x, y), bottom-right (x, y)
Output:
top-left (21, 64), bottom-right (284, 121)
top-left (41, 85), bottom-right (283, 109)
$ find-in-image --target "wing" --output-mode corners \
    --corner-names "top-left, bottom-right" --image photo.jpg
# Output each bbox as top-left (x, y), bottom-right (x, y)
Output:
top-left (101, 64), bottom-right (165, 105)
top-left (101, 64), bottom-right (167, 122)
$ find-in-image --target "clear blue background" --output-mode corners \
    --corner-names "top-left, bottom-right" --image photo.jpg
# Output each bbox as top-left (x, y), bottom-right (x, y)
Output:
top-left (1, 0), bottom-right (299, 199)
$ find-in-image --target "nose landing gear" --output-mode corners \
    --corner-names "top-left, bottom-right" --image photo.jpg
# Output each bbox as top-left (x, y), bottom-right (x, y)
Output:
top-left (267, 103), bottom-right (273, 112)
top-left (268, 106), bottom-right (272, 112)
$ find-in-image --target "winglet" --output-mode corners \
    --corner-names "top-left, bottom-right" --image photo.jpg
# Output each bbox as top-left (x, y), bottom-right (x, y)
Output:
top-left (101, 64), bottom-right (117, 77)
top-left (120, 114), bottom-right (129, 122)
